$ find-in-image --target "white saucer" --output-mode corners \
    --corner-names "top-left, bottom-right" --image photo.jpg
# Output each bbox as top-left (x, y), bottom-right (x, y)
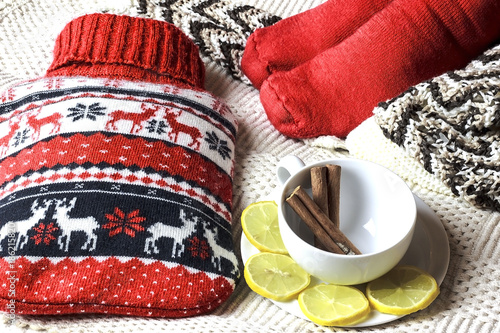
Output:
top-left (240, 194), bottom-right (450, 328)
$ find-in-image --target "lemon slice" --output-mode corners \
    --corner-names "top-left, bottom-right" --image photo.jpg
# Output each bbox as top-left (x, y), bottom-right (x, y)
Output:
top-left (366, 265), bottom-right (440, 316)
top-left (298, 284), bottom-right (370, 326)
top-left (244, 252), bottom-right (310, 301)
top-left (241, 201), bottom-right (288, 254)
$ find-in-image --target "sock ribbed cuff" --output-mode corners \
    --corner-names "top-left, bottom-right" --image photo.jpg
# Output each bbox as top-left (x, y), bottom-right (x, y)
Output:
top-left (46, 14), bottom-right (205, 88)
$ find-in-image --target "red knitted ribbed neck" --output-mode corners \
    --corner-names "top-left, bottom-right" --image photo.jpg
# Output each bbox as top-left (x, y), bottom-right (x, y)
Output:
top-left (46, 14), bottom-right (205, 89)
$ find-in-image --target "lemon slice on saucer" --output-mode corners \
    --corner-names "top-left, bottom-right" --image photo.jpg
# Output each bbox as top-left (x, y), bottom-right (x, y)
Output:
top-left (241, 201), bottom-right (288, 254)
top-left (244, 252), bottom-right (310, 301)
top-left (298, 284), bottom-right (370, 326)
top-left (366, 265), bottom-right (440, 315)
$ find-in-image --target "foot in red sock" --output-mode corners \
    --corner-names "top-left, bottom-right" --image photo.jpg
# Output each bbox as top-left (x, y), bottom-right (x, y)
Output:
top-left (241, 0), bottom-right (392, 89)
top-left (259, 0), bottom-right (500, 138)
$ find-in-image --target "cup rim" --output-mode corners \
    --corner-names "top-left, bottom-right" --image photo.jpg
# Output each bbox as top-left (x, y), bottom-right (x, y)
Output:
top-left (277, 157), bottom-right (417, 259)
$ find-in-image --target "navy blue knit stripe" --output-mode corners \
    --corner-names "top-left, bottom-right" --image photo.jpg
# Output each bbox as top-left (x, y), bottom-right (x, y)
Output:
top-left (0, 161), bottom-right (232, 213)
top-left (0, 182), bottom-right (236, 278)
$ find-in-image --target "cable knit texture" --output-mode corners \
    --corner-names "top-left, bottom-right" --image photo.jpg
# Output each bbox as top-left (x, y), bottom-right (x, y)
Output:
top-left (46, 14), bottom-right (205, 88)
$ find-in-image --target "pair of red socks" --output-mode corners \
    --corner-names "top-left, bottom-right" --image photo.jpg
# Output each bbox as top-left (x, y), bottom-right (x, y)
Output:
top-left (241, 0), bottom-right (500, 138)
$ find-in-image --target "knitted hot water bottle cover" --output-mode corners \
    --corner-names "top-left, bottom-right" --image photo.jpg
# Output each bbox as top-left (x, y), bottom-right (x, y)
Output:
top-left (0, 14), bottom-right (239, 317)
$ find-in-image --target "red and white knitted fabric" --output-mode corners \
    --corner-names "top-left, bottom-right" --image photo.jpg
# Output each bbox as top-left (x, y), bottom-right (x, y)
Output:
top-left (0, 13), bottom-right (239, 317)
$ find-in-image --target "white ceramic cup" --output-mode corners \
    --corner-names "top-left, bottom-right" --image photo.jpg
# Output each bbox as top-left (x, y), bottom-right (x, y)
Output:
top-left (276, 155), bottom-right (417, 285)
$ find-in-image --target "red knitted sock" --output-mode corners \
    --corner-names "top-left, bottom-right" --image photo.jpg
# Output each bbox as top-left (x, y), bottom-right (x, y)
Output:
top-left (241, 0), bottom-right (392, 89)
top-left (259, 0), bottom-right (500, 138)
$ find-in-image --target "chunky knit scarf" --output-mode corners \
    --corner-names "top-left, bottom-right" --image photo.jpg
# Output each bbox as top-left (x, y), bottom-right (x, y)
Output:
top-left (374, 43), bottom-right (500, 212)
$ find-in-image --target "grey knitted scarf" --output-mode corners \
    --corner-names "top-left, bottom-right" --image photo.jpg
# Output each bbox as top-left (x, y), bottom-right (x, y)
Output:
top-left (375, 43), bottom-right (500, 212)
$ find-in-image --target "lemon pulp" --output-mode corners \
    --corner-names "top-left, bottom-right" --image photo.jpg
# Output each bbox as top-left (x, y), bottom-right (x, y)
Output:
top-left (241, 201), bottom-right (288, 254)
top-left (298, 284), bottom-right (370, 326)
top-left (366, 265), bottom-right (440, 315)
top-left (244, 252), bottom-right (310, 301)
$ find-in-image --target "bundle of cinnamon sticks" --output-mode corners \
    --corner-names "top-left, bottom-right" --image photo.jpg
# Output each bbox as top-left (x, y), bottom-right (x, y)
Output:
top-left (286, 165), bottom-right (361, 255)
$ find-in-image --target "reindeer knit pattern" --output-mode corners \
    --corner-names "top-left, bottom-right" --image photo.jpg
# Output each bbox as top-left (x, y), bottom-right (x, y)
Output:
top-left (0, 14), bottom-right (239, 317)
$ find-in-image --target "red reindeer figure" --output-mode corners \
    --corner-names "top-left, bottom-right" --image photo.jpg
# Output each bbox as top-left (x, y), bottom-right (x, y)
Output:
top-left (106, 103), bottom-right (160, 133)
top-left (163, 110), bottom-right (202, 150)
top-left (26, 107), bottom-right (63, 140)
top-left (0, 117), bottom-right (21, 155)
top-left (163, 85), bottom-right (180, 95)
top-left (0, 87), bottom-right (15, 103)
top-left (211, 98), bottom-right (231, 117)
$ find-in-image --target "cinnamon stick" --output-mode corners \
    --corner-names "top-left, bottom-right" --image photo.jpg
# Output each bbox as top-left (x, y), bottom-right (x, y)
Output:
top-left (311, 166), bottom-right (329, 216)
top-left (310, 166), bottom-right (329, 250)
top-left (310, 165), bottom-right (342, 249)
top-left (326, 164), bottom-right (341, 228)
top-left (311, 165), bottom-right (341, 227)
top-left (287, 186), bottom-right (361, 255)
top-left (286, 191), bottom-right (344, 254)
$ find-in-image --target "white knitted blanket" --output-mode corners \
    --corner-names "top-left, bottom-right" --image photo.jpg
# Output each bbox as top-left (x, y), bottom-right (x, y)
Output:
top-left (1, 1), bottom-right (499, 332)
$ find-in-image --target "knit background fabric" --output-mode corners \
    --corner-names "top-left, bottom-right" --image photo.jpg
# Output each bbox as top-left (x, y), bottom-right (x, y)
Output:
top-left (1, 0), bottom-right (500, 332)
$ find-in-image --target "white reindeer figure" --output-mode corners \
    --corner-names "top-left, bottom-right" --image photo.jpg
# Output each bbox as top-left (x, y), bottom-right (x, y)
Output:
top-left (203, 225), bottom-right (238, 275)
top-left (0, 199), bottom-right (52, 251)
top-left (144, 209), bottom-right (198, 257)
top-left (54, 197), bottom-right (99, 252)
